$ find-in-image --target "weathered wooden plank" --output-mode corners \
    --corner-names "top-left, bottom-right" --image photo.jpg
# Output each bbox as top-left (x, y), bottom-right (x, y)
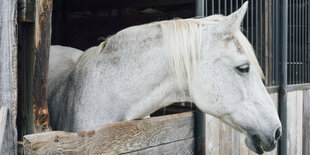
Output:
top-left (205, 114), bottom-right (219, 155)
top-left (17, 0), bottom-right (52, 145)
top-left (303, 89), bottom-right (310, 155)
top-left (231, 128), bottom-right (240, 155)
top-left (287, 91), bottom-right (297, 155)
top-left (219, 122), bottom-right (232, 155)
top-left (124, 138), bottom-right (195, 155)
top-left (32, 0), bottom-right (53, 132)
top-left (17, 22), bottom-right (36, 141)
top-left (265, 93), bottom-right (278, 155)
top-left (0, 107), bottom-right (8, 151)
top-left (0, 0), bottom-right (18, 154)
top-left (239, 133), bottom-right (248, 155)
top-left (18, 0), bottom-right (35, 22)
top-left (296, 91), bottom-right (303, 155)
top-left (286, 91), bottom-right (304, 155)
top-left (23, 112), bottom-right (194, 154)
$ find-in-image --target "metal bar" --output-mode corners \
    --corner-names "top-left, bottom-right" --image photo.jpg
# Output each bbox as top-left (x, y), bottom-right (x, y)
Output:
top-left (297, 0), bottom-right (300, 84)
top-left (293, 1), bottom-right (296, 84)
top-left (302, 0), bottom-right (305, 83)
top-left (301, 0), bottom-right (304, 83)
top-left (196, 0), bottom-right (204, 17)
top-left (251, 1), bottom-right (254, 44)
top-left (275, 0), bottom-right (280, 86)
top-left (230, 0), bottom-right (233, 13)
top-left (261, 0), bottom-right (264, 77)
top-left (218, 0), bottom-right (221, 14)
top-left (205, 0), bottom-right (208, 16)
top-left (269, 0), bottom-right (272, 85)
top-left (266, 86), bottom-right (280, 94)
top-left (224, 0), bottom-right (227, 15)
top-left (278, 0), bottom-right (288, 155)
top-left (195, 1), bottom-right (206, 153)
top-left (306, 0), bottom-right (308, 83)
top-left (195, 109), bottom-right (206, 154)
top-left (256, 0), bottom-right (259, 64)
top-left (306, 0), bottom-right (308, 82)
top-left (306, 0), bottom-right (310, 82)
top-left (241, 0), bottom-right (244, 29)
top-left (246, 0), bottom-right (249, 37)
top-left (287, 83), bottom-right (310, 91)
top-left (287, 0), bottom-right (292, 84)
top-left (303, 0), bottom-right (306, 83)
top-left (212, 0), bottom-right (214, 14)
top-left (298, 0), bottom-right (302, 83)
top-left (272, 0), bottom-right (275, 84)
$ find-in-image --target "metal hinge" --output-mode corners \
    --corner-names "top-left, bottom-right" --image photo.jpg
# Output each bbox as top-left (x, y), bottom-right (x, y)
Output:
top-left (18, 0), bottom-right (35, 22)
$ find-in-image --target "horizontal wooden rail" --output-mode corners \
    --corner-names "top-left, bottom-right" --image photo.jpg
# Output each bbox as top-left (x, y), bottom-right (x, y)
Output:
top-left (24, 112), bottom-right (195, 154)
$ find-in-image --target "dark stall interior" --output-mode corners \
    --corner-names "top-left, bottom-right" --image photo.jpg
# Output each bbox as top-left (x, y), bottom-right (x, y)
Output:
top-left (52, 0), bottom-right (196, 50)
top-left (51, 0), bottom-right (197, 115)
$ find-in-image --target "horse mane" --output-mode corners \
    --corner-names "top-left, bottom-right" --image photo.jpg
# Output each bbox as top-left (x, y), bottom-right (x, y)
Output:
top-left (160, 18), bottom-right (206, 94)
top-left (78, 16), bottom-right (263, 90)
top-left (159, 17), bottom-right (264, 94)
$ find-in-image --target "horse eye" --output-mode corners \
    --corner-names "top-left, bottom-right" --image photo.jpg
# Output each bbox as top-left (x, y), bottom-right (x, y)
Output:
top-left (236, 64), bottom-right (250, 73)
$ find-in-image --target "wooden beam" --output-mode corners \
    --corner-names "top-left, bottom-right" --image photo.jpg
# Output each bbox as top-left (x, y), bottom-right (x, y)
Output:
top-left (0, 0), bottom-right (18, 153)
top-left (32, 0), bottom-right (53, 132)
top-left (0, 107), bottom-right (8, 152)
top-left (303, 90), bottom-right (310, 155)
top-left (24, 112), bottom-right (194, 154)
top-left (18, 0), bottom-right (36, 22)
top-left (124, 138), bottom-right (195, 154)
top-left (17, 0), bottom-right (52, 142)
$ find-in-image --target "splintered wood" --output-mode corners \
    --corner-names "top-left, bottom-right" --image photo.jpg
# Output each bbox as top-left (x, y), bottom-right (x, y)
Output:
top-left (24, 112), bottom-right (195, 154)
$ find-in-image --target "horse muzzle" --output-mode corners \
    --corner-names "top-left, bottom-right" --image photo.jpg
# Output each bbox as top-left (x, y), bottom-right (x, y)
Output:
top-left (245, 127), bottom-right (282, 154)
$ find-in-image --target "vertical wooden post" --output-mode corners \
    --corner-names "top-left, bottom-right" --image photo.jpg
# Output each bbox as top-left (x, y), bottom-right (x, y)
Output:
top-left (17, 0), bottom-right (52, 141)
top-left (0, 107), bottom-right (8, 152)
top-left (32, 0), bottom-right (53, 132)
top-left (0, 0), bottom-right (18, 153)
top-left (303, 90), bottom-right (310, 155)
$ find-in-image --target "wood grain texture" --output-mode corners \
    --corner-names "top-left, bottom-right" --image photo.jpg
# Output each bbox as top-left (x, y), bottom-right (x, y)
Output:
top-left (32, 0), bottom-right (53, 132)
top-left (205, 114), bottom-right (219, 155)
top-left (303, 89), bottom-right (310, 155)
top-left (23, 112), bottom-right (194, 154)
top-left (0, 0), bottom-right (18, 154)
top-left (287, 91), bottom-right (304, 155)
top-left (124, 138), bottom-right (195, 155)
top-left (17, 22), bottom-right (36, 140)
top-left (18, 0), bottom-right (35, 22)
top-left (219, 122), bottom-right (232, 155)
top-left (287, 91), bottom-right (296, 155)
top-left (0, 107), bottom-right (8, 151)
top-left (296, 91), bottom-right (303, 155)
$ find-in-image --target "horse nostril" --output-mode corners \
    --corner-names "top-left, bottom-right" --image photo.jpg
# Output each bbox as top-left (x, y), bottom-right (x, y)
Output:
top-left (275, 127), bottom-right (282, 141)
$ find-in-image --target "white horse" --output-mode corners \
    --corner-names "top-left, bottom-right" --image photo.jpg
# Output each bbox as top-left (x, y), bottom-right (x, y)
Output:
top-left (48, 2), bottom-right (281, 154)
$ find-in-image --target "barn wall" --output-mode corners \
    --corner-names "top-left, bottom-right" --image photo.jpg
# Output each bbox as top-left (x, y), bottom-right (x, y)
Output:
top-left (204, 90), bottom-right (310, 155)
top-left (0, 0), bottom-right (18, 154)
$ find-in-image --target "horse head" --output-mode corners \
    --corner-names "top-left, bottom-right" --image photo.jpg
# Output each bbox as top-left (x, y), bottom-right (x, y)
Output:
top-left (187, 2), bottom-right (281, 154)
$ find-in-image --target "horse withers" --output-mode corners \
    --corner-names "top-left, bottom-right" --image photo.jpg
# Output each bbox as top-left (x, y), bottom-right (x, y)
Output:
top-left (48, 2), bottom-right (281, 154)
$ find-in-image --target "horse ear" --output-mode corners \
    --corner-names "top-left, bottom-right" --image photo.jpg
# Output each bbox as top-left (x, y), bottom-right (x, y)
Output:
top-left (214, 1), bottom-right (248, 34)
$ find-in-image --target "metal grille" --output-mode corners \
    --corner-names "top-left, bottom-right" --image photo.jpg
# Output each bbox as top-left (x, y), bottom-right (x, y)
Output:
top-left (197, 0), bottom-right (310, 86)
top-left (288, 0), bottom-right (310, 84)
